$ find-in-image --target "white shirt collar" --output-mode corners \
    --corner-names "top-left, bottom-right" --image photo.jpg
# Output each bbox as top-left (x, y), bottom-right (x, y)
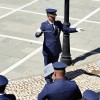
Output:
top-left (48, 20), bottom-right (54, 25)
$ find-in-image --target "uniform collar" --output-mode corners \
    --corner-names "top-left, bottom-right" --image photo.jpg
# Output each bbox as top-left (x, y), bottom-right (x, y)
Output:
top-left (48, 20), bottom-right (54, 25)
top-left (54, 78), bottom-right (66, 82)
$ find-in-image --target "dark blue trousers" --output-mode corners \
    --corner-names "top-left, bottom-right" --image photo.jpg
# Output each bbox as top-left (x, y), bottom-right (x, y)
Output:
top-left (43, 55), bottom-right (59, 83)
top-left (44, 55), bottom-right (59, 65)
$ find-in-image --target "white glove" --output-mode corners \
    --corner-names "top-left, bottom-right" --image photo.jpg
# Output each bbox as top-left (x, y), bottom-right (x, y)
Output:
top-left (76, 28), bottom-right (84, 32)
top-left (36, 28), bottom-right (42, 35)
top-left (36, 28), bottom-right (42, 33)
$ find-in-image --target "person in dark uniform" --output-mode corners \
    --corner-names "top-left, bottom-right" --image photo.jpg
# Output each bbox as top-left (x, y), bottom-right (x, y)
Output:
top-left (35, 8), bottom-right (84, 65)
top-left (38, 62), bottom-right (82, 100)
top-left (83, 89), bottom-right (99, 100)
top-left (0, 75), bottom-right (16, 100)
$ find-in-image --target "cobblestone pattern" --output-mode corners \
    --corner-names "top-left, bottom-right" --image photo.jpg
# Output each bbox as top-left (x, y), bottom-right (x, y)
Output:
top-left (6, 76), bottom-right (45, 100)
top-left (5, 61), bottom-right (100, 100)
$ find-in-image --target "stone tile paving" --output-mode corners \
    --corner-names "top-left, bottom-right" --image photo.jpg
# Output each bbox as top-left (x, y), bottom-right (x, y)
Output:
top-left (5, 60), bottom-right (100, 100)
top-left (6, 76), bottom-right (45, 100)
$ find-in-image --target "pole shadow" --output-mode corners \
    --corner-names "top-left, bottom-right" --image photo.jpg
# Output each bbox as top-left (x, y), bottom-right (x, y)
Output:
top-left (72, 48), bottom-right (100, 65)
top-left (65, 69), bottom-right (100, 80)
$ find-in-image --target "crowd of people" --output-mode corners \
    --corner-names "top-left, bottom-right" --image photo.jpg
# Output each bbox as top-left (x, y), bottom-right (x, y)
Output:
top-left (0, 8), bottom-right (99, 100)
top-left (0, 62), bottom-right (99, 100)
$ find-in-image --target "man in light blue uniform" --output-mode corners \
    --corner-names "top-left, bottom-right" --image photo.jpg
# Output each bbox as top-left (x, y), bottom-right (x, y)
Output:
top-left (38, 62), bottom-right (82, 100)
top-left (35, 8), bottom-right (84, 65)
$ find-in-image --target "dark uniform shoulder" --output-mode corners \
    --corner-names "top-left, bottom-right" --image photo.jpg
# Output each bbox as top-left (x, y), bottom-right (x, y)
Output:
top-left (69, 80), bottom-right (77, 85)
top-left (6, 94), bottom-right (16, 100)
top-left (55, 20), bottom-right (62, 24)
top-left (41, 21), bottom-right (48, 25)
top-left (45, 81), bottom-right (55, 88)
top-left (66, 80), bottom-right (78, 88)
top-left (55, 20), bottom-right (62, 28)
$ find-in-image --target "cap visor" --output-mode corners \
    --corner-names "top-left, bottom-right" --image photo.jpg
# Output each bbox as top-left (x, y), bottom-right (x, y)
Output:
top-left (48, 14), bottom-right (57, 17)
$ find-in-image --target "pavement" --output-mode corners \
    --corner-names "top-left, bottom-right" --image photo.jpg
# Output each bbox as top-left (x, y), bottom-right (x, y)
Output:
top-left (0, 0), bottom-right (100, 80)
top-left (5, 60), bottom-right (100, 100)
top-left (0, 0), bottom-right (99, 99)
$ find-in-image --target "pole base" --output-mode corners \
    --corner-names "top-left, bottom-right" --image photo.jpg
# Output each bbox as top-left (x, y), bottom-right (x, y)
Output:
top-left (60, 56), bottom-right (72, 66)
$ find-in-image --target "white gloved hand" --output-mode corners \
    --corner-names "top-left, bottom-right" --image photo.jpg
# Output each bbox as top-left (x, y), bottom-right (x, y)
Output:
top-left (36, 28), bottom-right (42, 33)
top-left (76, 28), bottom-right (84, 32)
top-left (36, 28), bottom-right (42, 35)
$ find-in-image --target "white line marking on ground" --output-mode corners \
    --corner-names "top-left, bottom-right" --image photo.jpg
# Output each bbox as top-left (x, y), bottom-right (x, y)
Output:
top-left (0, 6), bottom-right (14, 10)
top-left (0, 6), bottom-right (83, 22)
top-left (0, 34), bottom-right (43, 44)
top-left (85, 20), bottom-right (100, 24)
top-left (71, 48), bottom-right (100, 55)
top-left (60, 7), bottom-right (100, 37)
top-left (0, 46), bottom-right (42, 75)
top-left (19, 9), bottom-right (100, 25)
top-left (93, 0), bottom-right (100, 1)
top-left (21, 9), bottom-right (47, 16)
top-left (0, 7), bottom-right (100, 75)
top-left (72, 7), bottom-right (100, 27)
top-left (9, 9), bottom-right (100, 24)
top-left (0, 6), bottom-right (100, 24)
top-left (0, 34), bottom-right (99, 54)
top-left (0, 0), bottom-right (39, 19)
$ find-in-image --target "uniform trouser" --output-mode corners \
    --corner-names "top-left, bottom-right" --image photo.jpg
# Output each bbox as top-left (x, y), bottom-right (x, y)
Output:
top-left (44, 54), bottom-right (59, 66)
top-left (43, 54), bottom-right (59, 83)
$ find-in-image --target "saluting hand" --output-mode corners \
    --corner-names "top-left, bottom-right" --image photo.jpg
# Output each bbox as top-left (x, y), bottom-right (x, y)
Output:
top-left (76, 28), bottom-right (84, 32)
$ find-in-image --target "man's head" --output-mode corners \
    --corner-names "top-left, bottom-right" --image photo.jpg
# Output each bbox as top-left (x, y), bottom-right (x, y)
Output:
top-left (0, 75), bottom-right (8, 93)
top-left (52, 62), bottom-right (67, 79)
top-left (46, 8), bottom-right (57, 22)
top-left (44, 62), bottom-right (67, 80)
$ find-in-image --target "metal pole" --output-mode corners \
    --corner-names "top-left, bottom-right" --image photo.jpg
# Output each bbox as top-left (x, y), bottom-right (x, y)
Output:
top-left (60, 0), bottom-right (72, 65)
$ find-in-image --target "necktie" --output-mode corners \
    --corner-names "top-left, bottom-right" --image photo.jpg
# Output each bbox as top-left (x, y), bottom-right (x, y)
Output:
top-left (51, 24), bottom-right (54, 30)
top-left (51, 24), bottom-right (57, 37)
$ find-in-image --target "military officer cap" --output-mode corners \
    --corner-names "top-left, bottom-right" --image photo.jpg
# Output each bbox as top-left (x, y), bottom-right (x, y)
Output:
top-left (83, 90), bottom-right (99, 100)
top-left (46, 8), bottom-right (57, 16)
top-left (44, 62), bottom-right (67, 77)
top-left (53, 62), bottom-right (67, 70)
top-left (0, 75), bottom-right (8, 86)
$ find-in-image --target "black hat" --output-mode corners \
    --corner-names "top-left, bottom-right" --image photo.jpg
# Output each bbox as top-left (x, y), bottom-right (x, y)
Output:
top-left (53, 62), bottom-right (67, 70)
top-left (0, 75), bottom-right (8, 86)
top-left (46, 8), bottom-right (57, 16)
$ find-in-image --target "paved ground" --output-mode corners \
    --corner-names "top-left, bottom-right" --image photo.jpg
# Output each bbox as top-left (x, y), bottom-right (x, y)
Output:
top-left (0, 0), bottom-right (100, 99)
top-left (5, 60), bottom-right (100, 100)
top-left (0, 0), bottom-right (100, 80)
